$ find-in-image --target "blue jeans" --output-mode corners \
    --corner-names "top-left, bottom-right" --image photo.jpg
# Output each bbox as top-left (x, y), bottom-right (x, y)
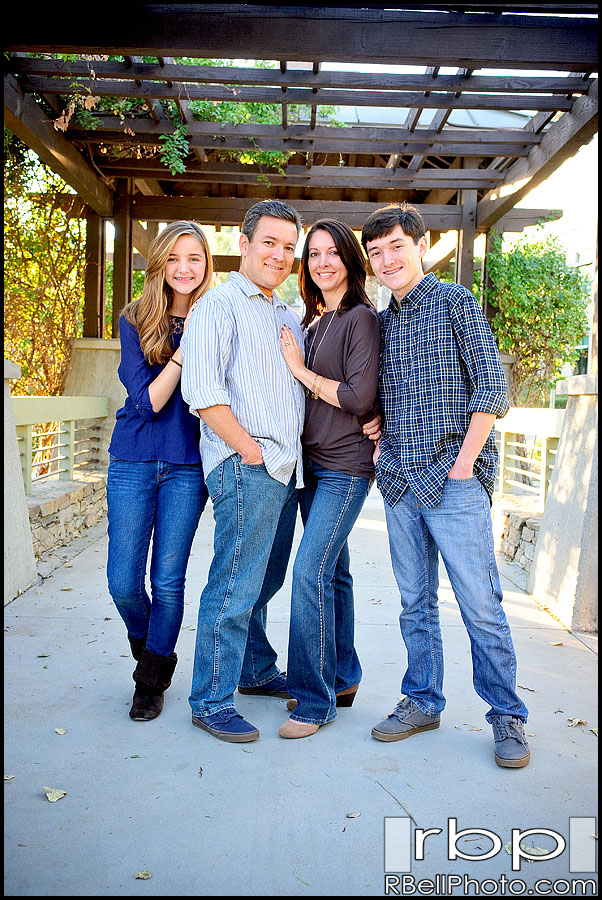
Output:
top-left (189, 456), bottom-right (298, 717)
top-left (287, 459), bottom-right (371, 725)
top-left (384, 477), bottom-right (528, 722)
top-left (106, 456), bottom-right (208, 657)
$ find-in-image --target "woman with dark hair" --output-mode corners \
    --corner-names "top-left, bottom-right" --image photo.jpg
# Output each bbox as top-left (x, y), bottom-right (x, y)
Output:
top-left (278, 219), bottom-right (381, 738)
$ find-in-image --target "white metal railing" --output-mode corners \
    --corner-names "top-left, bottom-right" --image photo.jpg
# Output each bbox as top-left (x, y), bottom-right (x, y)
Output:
top-left (12, 396), bottom-right (109, 494)
top-left (494, 407), bottom-right (565, 507)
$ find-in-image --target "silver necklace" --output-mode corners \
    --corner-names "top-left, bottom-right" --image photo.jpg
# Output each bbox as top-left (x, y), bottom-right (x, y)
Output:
top-left (307, 305), bottom-right (340, 366)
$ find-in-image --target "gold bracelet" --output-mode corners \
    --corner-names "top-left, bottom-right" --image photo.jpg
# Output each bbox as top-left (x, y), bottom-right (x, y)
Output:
top-left (308, 373), bottom-right (319, 395)
top-left (312, 376), bottom-right (325, 400)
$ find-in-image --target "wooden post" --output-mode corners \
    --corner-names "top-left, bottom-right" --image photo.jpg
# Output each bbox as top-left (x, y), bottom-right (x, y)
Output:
top-left (112, 179), bottom-right (133, 337)
top-left (83, 207), bottom-right (106, 338)
top-left (455, 188), bottom-right (477, 291)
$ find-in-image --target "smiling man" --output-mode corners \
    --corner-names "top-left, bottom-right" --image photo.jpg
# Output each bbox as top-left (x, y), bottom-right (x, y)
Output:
top-left (361, 203), bottom-right (531, 768)
top-left (181, 200), bottom-right (305, 742)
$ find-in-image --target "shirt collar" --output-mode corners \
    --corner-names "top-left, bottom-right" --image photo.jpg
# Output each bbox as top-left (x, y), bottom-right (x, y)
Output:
top-left (387, 272), bottom-right (438, 313)
top-left (229, 270), bottom-right (284, 306)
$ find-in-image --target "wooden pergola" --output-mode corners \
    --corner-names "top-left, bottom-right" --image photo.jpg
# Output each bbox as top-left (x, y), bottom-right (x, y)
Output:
top-left (4, 3), bottom-right (598, 336)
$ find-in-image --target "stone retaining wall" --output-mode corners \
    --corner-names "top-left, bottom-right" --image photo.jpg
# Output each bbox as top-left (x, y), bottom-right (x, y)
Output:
top-left (26, 474), bottom-right (107, 559)
top-left (490, 493), bottom-right (542, 576)
top-left (500, 513), bottom-right (541, 574)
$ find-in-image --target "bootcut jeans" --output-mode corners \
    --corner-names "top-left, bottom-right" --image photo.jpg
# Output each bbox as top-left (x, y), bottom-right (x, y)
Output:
top-left (189, 455), bottom-right (298, 718)
top-left (106, 455), bottom-right (208, 657)
top-left (383, 476), bottom-right (529, 722)
top-left (286, 459), bottom-right (371, 725)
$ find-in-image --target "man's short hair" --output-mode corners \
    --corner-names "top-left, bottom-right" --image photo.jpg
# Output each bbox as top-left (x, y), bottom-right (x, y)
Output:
top-left (361, 202), bottom-right (426, 250)
top-left (241, 200), bottom-right (303, 242)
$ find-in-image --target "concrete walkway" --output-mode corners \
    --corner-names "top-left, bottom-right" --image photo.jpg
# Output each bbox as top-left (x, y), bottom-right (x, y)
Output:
top-left (4, 491), bottom-right (598, 896)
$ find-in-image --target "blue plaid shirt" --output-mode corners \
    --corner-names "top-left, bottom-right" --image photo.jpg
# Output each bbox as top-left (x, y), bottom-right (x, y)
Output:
top-left (377, 273), bottom-right (509, 508)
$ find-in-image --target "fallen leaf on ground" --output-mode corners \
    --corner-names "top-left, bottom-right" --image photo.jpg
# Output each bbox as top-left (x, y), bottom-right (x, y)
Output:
top-left (504, 841), bottom-right (549, 859)
top-left (134, 871), bottom-right (152, 880)
top-left (242, 748), bottom-right (254, 753)
top-left (346, 812), bottom-right (361, 818)
top-left (37, 653), bottom-right (50, 658)
top-left (43, 786), bottom-right (67, 802)
top-left (463, 724), bottom-right (482, 731)
top-left (61, 587), bottom-right (73, 592)
top-left (5, 775), bottom-right (16, 782)
top-left (567, 718), bottom-right (588, 728)
top-left (199, 767), bottom-right (203, 778)
top-left (54, 728), bottom-right (67, 735)
top-left (518, 684), bottom-right (536, 692)
top-left (64, 564), bottom-right (73, 568)
top-left (589, 728), bottom-right (598, 736)
top-left (548, 641), bottom-right (563, 646)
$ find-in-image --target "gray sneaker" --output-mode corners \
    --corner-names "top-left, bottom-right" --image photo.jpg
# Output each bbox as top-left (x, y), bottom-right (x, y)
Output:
top-left (371, 697), bottom-right (440, 742)
top-left (490, 715), bottom-right (530, 768)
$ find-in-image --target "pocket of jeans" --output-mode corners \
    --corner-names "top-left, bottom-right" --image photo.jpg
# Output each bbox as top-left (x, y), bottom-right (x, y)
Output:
top-left (206, 462), bottom-right (224, 502)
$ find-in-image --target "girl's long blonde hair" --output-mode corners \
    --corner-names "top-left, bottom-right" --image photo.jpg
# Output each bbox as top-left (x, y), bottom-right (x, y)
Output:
top-left (122, 221), bottom-right (213, 364)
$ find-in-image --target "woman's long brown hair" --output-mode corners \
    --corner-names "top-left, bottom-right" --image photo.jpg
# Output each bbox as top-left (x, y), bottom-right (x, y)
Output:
top-left (298, 219), bottom-right (373, 328)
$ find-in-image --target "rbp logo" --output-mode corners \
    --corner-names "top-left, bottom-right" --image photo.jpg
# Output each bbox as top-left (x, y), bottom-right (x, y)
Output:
top-left (384, 817), bottom-right (597, 873)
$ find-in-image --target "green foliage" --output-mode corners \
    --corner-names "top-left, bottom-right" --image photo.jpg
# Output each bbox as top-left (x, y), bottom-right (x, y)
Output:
top-left (158, 119), bottom-right (190, 175)
top-left (4, 137), bottom-right (86, 395)
top-left (483, 230), bottom-right (590, 405)
top-left (48, 55), bottom-right (346, 177)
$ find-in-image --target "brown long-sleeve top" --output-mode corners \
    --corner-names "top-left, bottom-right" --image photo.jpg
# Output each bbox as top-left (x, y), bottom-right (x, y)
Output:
top-left (302, 302), bottom-right (381, 479)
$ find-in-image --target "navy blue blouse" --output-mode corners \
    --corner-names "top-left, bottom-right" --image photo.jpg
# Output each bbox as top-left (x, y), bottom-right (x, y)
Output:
top-left (108, 314), bottom-right (202, 465)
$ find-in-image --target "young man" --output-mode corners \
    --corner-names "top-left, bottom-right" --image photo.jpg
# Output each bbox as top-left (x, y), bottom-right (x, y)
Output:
top-left (361, 203), bottom-right (530, 768)
top-left (181, 200), bottom-right (305, 742)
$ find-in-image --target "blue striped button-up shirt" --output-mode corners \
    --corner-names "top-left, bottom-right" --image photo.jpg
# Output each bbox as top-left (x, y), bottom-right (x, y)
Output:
top-left (377, 273), bottom-right (509, 508)
top-left (180, 270), bottom-right (305, 486)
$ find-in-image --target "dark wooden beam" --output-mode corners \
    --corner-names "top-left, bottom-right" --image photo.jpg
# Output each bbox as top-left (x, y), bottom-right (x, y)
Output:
top-left (477, 78), bottom-right (598, 229)
top-left (112, 180), bottom-right (133, 334)
top-left (104, 163), bottom-right (505, 191)
top-left (70, 118), bottom-right (543, 145)
top-left (83, 209), bottom-right (106, 338)
top-left (46, 192), bottom-right (561, 234)
top-left (130, 196), bottom-right (466, 230)
top-left (9, 58), bottom-right (594, 96)
top-left (3, 73), bottom-right (113, 217)
top-left (19, 76), bottom-right (576, 112)
top-left (5, 6), bottom-right (597, 70)
top-left (84, 131), bottom-right (533, 157)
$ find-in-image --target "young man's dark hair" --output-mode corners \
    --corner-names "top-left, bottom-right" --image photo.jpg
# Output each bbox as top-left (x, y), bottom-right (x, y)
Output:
top-left (361, 202), bottom-right (426, 250)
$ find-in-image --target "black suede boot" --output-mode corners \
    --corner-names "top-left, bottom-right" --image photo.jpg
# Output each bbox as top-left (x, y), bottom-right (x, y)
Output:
top-left (127, 634), bottom-right (147, 662)
top-left (130, 648), bottom-right (178, 721)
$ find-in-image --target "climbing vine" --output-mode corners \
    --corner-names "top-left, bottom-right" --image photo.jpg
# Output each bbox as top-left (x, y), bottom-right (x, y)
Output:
top-left (47, 55), bottom-right (345, 177)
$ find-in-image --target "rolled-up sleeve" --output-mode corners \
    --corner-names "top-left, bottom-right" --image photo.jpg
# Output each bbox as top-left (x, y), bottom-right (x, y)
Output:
top-left (336, 308), bottom-right (381, 417)
top-left (117, 317), bottom-right (159, 422)
top-left (448, 289), bottom-right (510, 420)
top-left (181, 292), bottom-right (233, 414)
